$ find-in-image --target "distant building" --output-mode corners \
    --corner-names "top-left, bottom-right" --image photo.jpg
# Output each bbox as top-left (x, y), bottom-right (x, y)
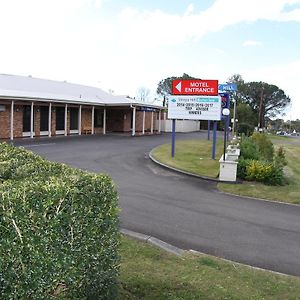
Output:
top-left (0, 74), bottom-right (163, 140)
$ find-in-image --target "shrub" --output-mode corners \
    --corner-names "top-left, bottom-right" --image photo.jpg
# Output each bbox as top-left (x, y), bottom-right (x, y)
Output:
top-left (239, 136), bottom-right (260, 160)
top-left (274, 146), bottom-right (287, 168)
top-left (245, 160), bottom-right (284, 185)
top-left (0, 143), bottom-right (120, 299)
top-left (237, 123), bottom-right (254, 136)
top-left (237, 158), bottom-right (252, 179)
top-left (251, 133), bottom-right (274, 162)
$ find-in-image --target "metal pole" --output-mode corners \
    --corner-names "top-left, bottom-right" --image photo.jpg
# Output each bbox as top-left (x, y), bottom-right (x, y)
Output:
top-left (132, 106), bottom-right (136, 136)
top-left (30, 102), bottom-right (34, 138)
top-left (232, 99), bottom-right (236, 136)
top-left (10, 101), bottom-right (14, 140)
top-left (103, 108), bottom-right (106, 135)
top-left (48, 103), bottom-right (52, 137)
top-left (207, 120), bottom-right (211, 140)
top-left (212, 121), bottom-right (217, 159)
top-left (223, 116), bottom-right (227, 161)
top-left (171, 119), bottom-right (176, 158)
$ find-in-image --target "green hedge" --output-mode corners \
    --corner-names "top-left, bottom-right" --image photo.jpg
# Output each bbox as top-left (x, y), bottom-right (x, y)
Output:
top-left (0, 143), bottom-right (120, 299)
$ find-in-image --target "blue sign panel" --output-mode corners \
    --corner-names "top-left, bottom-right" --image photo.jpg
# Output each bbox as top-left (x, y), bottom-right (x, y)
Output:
top-left (218, 83), bottom-right (237, 92)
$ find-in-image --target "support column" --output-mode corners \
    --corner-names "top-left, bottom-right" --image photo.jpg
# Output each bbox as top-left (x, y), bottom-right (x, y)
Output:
top-left (151, 111), bottom-right (154, 134)
top-left (103, 108), bottom-right (106, 135)
top-left (10, 101), bottom-right (14, 140)
top-left (132, 106), bottom-right (136, 136)
top-left (48, 103), bottom-right (52, 137)
top-left (91, 106), bottom-right (95, 135)
top-left (30, 102), bottom-right (34, 138)
top-left (79, 105), bottom-right (82, 135)
top-left (142, 111), bottom-right (145, 135)
top-left (64, 104), bottom-right (68, 136)
top-left (158, 110), bottom-right (161, 134)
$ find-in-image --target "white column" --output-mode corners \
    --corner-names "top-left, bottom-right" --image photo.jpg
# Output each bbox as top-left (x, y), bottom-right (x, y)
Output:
top-left (132, 106), bottom-right (136, 136)
top-left (64, 104), bottom-right (68, 136)
top-left (10, 101), bottom-right (14, 140)
top-left (92, 106), bottom-right (95, 135)
top-left (48, 103), bottom-right (52, 137)
top-left (103, 108), bottom-right (106, 135)
top-left (30, 102), bottom-right (34, 138)
top-left (150, 111), bottom-right (154, 134)
top-left (79, 105), bottom-right (82, 135)
top-left (158, 110), bottom-right (161, 134)
top-left (142, 110), bottom-right (145, 135)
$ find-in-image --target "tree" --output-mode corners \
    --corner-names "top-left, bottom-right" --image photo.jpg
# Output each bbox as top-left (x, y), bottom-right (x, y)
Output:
top-left (157, 73), bottom-right (199, 106)
top-left (136, 86), bottom-right (151, 102)
top-left (228, 75), bottom-right (291, 128)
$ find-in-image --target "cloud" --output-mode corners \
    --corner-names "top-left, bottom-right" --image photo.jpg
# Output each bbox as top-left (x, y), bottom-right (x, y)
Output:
top-left (243, 40), bottom-right (262, 47)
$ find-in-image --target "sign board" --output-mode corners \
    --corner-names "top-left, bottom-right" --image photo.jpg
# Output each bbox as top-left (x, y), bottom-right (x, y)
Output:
top-left (218, 83), bottom-right (237, 92)
top-left (167, 96), bottom-right (221, 120)
top-left (172, 79), bottom-right (218, 96)
top-left (137, 107), bottom-right (156, 112)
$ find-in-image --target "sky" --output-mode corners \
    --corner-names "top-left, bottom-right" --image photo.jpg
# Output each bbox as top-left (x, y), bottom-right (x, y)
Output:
top-left (0, 0), bottom-right (299, 120)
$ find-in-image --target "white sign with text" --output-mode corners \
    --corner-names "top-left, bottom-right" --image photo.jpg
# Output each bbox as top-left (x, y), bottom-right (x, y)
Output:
top-left (167, 95), bottom-right (221, 120)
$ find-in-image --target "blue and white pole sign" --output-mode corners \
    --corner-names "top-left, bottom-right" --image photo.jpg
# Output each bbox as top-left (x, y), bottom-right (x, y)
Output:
top-left (167, 96), bottom-right (221, 121)
top-left (218, 83), bottom-right (237, 92)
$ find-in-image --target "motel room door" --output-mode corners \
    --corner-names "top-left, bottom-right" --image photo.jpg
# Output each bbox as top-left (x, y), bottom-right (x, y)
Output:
top-left (40, 106), bottom-right (49, 135)
top-left (69, 107), bottom-right (79, 133)
top-left (23, 105), bottom-right (32, 137)
top-left (56, 107), bottom-right (65, 134)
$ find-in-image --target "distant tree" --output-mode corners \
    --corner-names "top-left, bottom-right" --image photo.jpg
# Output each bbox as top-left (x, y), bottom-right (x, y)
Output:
top-left (136, 86), bottom-right (151, 102)
top-left (157, 73), bottom-right (199, 106)
top-left (236, 103), bottom-right (257, 126)
top-left (228, 75), bottom-right (291, 129)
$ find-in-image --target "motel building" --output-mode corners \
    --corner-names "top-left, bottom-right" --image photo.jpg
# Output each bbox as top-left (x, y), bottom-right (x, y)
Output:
top-left (0, 74), bottom-right (163, 140)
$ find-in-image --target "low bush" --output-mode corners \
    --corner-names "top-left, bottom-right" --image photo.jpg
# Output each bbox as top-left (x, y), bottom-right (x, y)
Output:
top-left (239, 136), bottom-right (260, 160)
top-left (0, 143), bottom-right (120, 299)
top-left (274, 146), bottom-right (288, 168)
top-left (237, 123), bottom-right (254, 136)
top-left (245, 160), bottom-right (284, 185)
top-left (237, 158), bottom-right (252, 180)
top-left (251, 133), bottom-right (274, 162)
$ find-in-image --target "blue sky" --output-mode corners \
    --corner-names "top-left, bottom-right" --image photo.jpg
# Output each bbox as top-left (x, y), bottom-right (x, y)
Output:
top-left (0, 0), bottom-right (299, 120)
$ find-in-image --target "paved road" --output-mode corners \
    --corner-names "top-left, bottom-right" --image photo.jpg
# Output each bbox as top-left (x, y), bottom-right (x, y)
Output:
top-left (14, 133), bottom-right (300, 276)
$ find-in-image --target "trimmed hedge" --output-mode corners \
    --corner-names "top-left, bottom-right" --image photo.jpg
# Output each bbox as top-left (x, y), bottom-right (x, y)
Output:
top-left (0, 143), bottom-right (120, 299)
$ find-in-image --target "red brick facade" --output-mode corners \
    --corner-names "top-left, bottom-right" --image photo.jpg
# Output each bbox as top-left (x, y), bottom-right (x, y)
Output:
top-left (0, 100), bottom-right (160, 139)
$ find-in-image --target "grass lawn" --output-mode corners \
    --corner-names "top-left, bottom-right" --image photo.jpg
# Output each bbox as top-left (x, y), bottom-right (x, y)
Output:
top-left (151, 136), bottom-right (300, 205)
top-left (151, 139), bottom-right (223, 178)
top-left (118, 236), bottom-right (300, 300)
top-left (218, 136), bottom-right (300, 205)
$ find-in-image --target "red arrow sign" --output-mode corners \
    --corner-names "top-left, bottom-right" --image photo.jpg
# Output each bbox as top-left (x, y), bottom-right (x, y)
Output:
top-left (172, 79), bottom-right (218, 96)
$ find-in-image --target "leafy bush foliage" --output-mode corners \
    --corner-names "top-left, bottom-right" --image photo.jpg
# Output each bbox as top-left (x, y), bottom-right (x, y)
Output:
top-left (239, 136), bottom-right (260, 160)
top-left (251, 133), bottom-right (274, 162)
top-left (0, 143), bottom-right (120, 299)
top-left (274, 146), bottom-right (287, 168)
top-left (237, 123), bottom-right (254, 136)
top-left (238, 134), bottom-right (285, 185)
top-left (245, 160), bottom-right (284, 185)
top-left (237, 158), bottom-right (252, 180)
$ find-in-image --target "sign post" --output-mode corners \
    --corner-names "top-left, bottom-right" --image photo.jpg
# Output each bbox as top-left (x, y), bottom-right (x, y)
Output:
top-left (169, 79), bottom-right (220, 159)
top-left (171, 119), bottom-right (176, 158)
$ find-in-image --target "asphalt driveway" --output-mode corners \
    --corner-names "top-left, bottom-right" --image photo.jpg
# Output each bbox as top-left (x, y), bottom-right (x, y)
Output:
top-left (14, 132), bottom-right (300, 276)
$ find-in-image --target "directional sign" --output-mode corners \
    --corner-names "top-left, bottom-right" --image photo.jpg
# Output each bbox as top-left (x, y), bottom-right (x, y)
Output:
top-left (218, 83), bottom-right (237, 92)
top-left (167, 95), bottom-right (221, 121)
top-left (172, 79), bottom-right (218, 96)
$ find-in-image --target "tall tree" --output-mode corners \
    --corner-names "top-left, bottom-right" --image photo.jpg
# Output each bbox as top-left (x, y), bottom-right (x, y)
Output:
top-left (157, 73), bottom-right (199, 106)
top-left (228, 75), bottom-right (291, 128)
